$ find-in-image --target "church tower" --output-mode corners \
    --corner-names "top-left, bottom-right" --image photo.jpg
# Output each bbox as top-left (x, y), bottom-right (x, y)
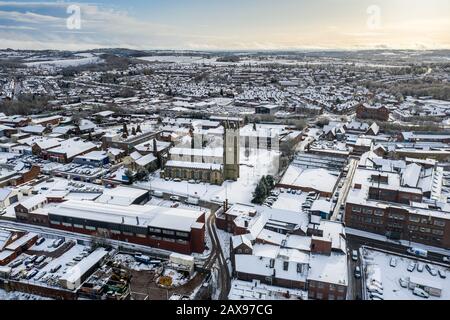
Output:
top-left (223, 121), bottom-right (240, 181)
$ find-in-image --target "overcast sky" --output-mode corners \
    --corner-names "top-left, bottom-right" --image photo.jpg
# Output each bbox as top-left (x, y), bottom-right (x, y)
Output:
top-left (0, 0), bottom-right (449, 50)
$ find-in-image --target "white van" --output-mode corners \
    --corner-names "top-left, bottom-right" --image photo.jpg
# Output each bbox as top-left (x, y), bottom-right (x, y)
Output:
top-left (413, 287), bottom-right (429, 299)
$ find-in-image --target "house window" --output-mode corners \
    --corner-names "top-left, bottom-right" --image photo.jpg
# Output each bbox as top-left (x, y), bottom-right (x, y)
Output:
top-left (352, 206), bottom-right (361, 213)
top-left (374, 210), bottom-right (384, 217)
top-left (316, 293), bottom-right (323, 300)
top-left (433, 220), bottom-right (445, 227)
top-left (283, 261), bottom-right (289, 271)
top-left (409, 216), bottom-right (420, 223)
top-left (432, 229), bottom-right (444, 236)
top-left (162, 230), bottom-right (175, 235)
top-left (420, 227), bottom-right (431, 233)
top-left (362, 208), bottom-right (372, 215)
top-left (176, 231), bottom-right (189, 237)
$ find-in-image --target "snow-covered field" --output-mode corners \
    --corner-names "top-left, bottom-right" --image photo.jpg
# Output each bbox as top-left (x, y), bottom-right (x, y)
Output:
top-left (362, 248), bottom-right (450, 300)
top-left (25, 56), bottom-right (101, 69)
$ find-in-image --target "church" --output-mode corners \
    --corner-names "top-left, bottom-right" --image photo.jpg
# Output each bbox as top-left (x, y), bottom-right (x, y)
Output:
top-left (161, 121), bottom-right (240, 185)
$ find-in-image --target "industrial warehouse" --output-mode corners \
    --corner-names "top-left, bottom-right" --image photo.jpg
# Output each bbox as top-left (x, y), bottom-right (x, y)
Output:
top-left (47, 200), bottom-right (206, 254)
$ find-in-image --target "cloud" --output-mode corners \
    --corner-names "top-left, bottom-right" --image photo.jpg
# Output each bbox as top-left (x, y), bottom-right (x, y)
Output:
top-left (0, 1), bottom-right (449, 51)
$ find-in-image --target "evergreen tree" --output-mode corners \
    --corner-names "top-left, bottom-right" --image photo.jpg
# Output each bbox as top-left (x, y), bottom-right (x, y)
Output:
top-left (124, 170), bottom-right (134, 185)
top-left (131, 127), bottom-right (137, 136)
top-left (136, 124), bottom-right (142, 133)
top-left (122, 123), bottom-right (129, 138)
top-left (252, 182), bottom-right (267, 205)
top-left (266, 175), bottom-right (275, 189)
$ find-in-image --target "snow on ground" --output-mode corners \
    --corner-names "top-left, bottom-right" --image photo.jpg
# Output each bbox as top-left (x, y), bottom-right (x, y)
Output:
top-left (0, 289), bottom-right (51, 300)
top-left (25, 56), bottom-right (101, 69)
top-left (138, 148), bottom-right (280, 205)
top-left (113, 254), bottom-right (155, 271)
top-left (362, 248), bottom-right (450, 300)
top-left (271, 191), bottom-right (307, 211)
top-left (216, 228), bottom-right (232, 275)
top-left (161, 268), bottom-right (190, 287)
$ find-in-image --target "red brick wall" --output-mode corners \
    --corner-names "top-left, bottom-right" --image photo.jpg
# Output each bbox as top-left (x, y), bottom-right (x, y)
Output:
top-left (52, 224), bottom-right (201, 254)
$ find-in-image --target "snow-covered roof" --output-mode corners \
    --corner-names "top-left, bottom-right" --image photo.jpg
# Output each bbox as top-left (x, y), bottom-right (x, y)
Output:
top-left (165, 160), bottom-right (222, 171)
top-left (5, 232), bottom-right (38, 251)
top-left (75, 151), bottom-right (108, 161)
top-left (47, 138), bottom-right (96, 159)
top-left (232, 234), bottom-right (253, 250)
top-left (49, 200), bottom-right (203, 232)
top-left (307, 252), bottom-right (348, 286)
top-left (18, 194), bottom-right (47, 210)
top-left (0, 188), bottom-right (13, 202)
top-left (95, 186), bottom-right (148, 206)
top-left (279, 166), bottom-right (338, 194)
top-left (59, 248), bottom-right (108, 287)
top-left (135, 153), bottom-right (157, 167)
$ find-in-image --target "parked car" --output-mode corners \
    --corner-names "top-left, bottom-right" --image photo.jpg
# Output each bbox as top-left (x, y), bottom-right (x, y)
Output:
top-left (367, 285), bottom-right (383, 295)
top-left (369, 292), bottom-right (384, 300)
top-left (170, 196), bottom-right (180, 202)
top-left (407, 262), bottom-right (416, 272)
top-left (417, 263), bottom-right (424, 273)
top-left (425, 264), bottom-right (438, 276)
top-left (50, 264), bottom-right (62, 273)
top-left (438, 270), bottom-right (447, 279)
top-left (413, 287), bottom-right (429, 299)
top-left (368, 279), bottom-right (383, 290)
top-left (389, 257), bottom-right (397, 267)
top-left (35, 237), bottom-right (45, 246)
top-left (398, 277), bottom-right (408, 288)
top-left (26, 269), bottom-right (38, 280)
top-left (443, 256), bottom-right (449, 263)
top-left (354, 266), bottom-right (361, 279)
top-left (34, 256), bottom-right (45, 264)
top-left (351, 250), bottom-right (358, 261)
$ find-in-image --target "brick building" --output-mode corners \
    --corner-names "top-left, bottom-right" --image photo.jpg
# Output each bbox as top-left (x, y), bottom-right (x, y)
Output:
top-left (356, 104), bottom-right (390, 122)
top-left (344, 152), bottom-right (450, 249)
top-left (48, 200), bottom-right (205, 254)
